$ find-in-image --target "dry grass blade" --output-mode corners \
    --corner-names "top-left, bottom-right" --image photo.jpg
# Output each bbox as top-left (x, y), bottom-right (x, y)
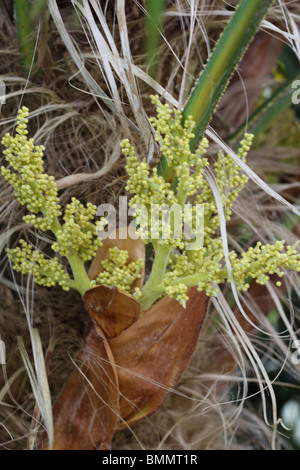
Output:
top-left (205, 127), bottom-right (300, 217)
top-left (116, 0), bottom-right (151, 144)
top-left (0, 223), bottom-right (28, 256)
top-left (17, 330), bottom-right (53, 449)
top-left (55, 141), bottom-right (120, 190)
top-left (47, 0), bottom-right (135, 136)
top-left (74, 0), bottom-right (131, 138)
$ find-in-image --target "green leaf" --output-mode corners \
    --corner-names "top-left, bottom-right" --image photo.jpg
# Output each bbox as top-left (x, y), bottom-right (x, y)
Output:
top-left (183, 0), bottom-right (274, 151)
top-left (230, 71), bottom-right (300, 142)
top-left (157, 0), bottom-right (274, 182)
top-left (145, 0), bottom-right (166, 79)
top-left (14, 0), bottom-right (36, 71)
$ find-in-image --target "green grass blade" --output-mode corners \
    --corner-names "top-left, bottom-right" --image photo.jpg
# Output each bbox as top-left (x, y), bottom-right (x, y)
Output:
top-left (17, 331), bottom-right (54, 449)
top-left (14, 0), bottom-right (36, 70)
top-left (183, 0), bottom-right (274, 150)
top-left (145, 0), bottom-right (165, 79)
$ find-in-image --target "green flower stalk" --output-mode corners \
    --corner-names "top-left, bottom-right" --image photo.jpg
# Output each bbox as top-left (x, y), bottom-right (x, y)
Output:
top-left (1, 107), bottom-right (143, 296)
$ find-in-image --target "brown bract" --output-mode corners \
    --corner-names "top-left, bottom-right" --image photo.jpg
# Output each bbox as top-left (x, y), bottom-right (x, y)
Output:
top-left (40, 286), bottom-right (209, 450)
top-left (84, 285), bottom-right (140, 338)
top-left (110, 287), bottom-right (209, 426)
top-left (40, 327), bottom-right (119, 450)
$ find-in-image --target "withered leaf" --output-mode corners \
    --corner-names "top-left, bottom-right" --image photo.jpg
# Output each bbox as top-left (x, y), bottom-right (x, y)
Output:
top-left (40, 327), bottom-right (119, 450)
top-left (109, 287), bottom-right (209, 426)
top-left (42, 287), bottom-right (209, 449)
top-left (83, 285), bottom-right (140, 339)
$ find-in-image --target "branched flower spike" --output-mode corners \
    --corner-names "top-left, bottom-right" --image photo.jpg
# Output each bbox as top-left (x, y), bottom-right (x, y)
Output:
top-left (1, 107), bottom-right (143, 296)
top-left (8, 240), bottom-right (72, 291)
top-left (121, 96), bottom-right (300, 310)
top-left (51, 198), bottom-right (102, 262)
top-left (2, 103), bottom-right (300, 311)
top-left (1, 107), bottom-right (61, 231)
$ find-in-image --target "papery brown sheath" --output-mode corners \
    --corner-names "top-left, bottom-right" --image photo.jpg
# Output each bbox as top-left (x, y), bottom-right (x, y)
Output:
top-left (39, 285), bottom-right (208, 449)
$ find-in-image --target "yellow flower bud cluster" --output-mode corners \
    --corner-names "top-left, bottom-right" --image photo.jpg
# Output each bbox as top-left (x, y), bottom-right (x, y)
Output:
top-left (122, 139), bottom-right (176, 208)
top-left (163, 237), bottom-right (300, 304)
top-left (229, 240), bottom-right (300, 291)
top-left (3, 101), bottom-right (300, 307)
top-left (7, 240), bottom-right (72, 291)
top-left (51, 198), bottom-right (102, 262)
top-left (1, 107), bottom-right (61, 231)
top-left (214, 133), bottom-right (252, 220)
top-left (165, 283), bottom-right (189, 307)
top-left (123, 96), bottom-right (300, 305)
top-left (163, 238), bottom-right (225, 303)
top-left (1, 107), bottom-right (104, 293)
top-left (122, 96), bottom-right (300, 306)
top-left (121, 97), bottom-right (210, 251)
top-left (92, 247), bottom-right (144, 296)
top-left (149, 95), bottom-right (210, 198)
top-left (197, 133), bottom-right (253, 240)
top-left (122, 139), bottom-right (181, 246)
